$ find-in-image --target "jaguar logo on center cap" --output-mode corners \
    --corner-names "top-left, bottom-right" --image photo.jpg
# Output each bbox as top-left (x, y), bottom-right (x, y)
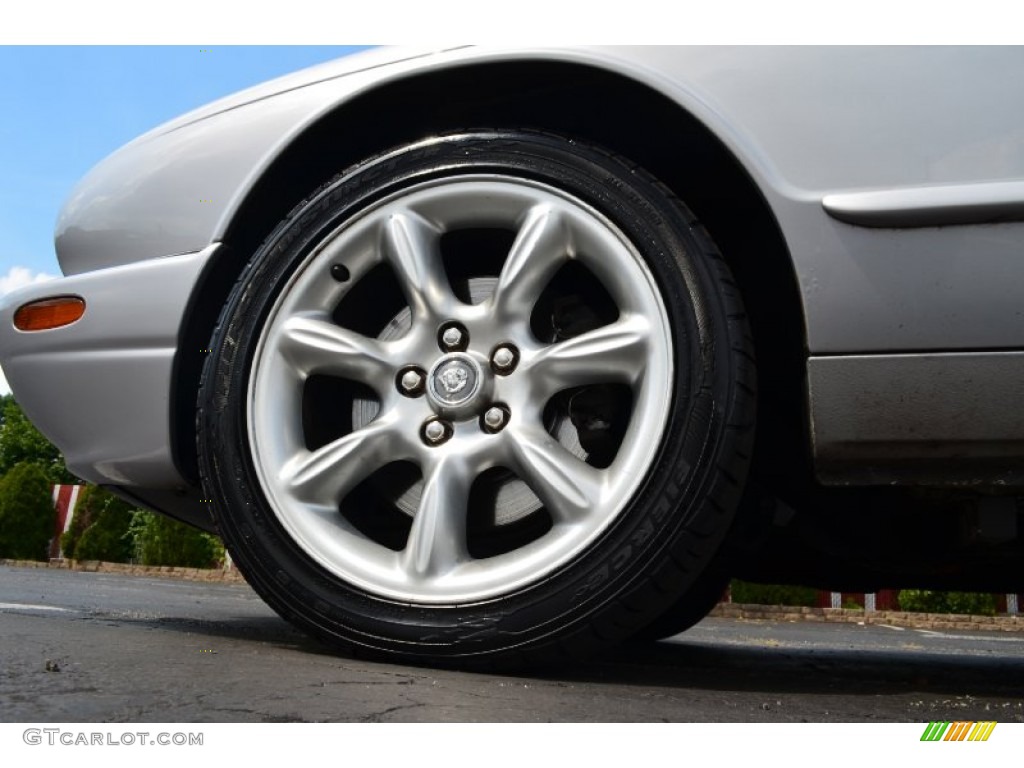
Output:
top-left (439, 364), bottom-right (469, 395)
top-left (429, 355), bottom-right (481, 407)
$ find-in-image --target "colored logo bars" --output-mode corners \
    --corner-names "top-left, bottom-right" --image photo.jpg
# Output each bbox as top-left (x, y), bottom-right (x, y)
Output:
top-left (921, 722), bottom-right (997, 742)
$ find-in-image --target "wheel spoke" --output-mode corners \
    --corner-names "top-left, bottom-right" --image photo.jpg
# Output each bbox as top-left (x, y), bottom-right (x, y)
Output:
top-left (280, 418), bottom-right (399, 506)
top-left (381, 209), bottom-right (455, 322)
top-left (401, 454), bottom-right (473, 579)
top-left (525, 315), bottom-right (650, 397)
top-left (491, 205), bottom-right (570, 320)
top-left (508, 425), bottom-right (605, 525)
top-left (278, 314), bottom-right (396, 384)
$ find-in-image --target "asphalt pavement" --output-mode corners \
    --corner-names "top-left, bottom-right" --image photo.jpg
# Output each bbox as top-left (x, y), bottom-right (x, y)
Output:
top-left (1, 565), bottom-right (1022, 722)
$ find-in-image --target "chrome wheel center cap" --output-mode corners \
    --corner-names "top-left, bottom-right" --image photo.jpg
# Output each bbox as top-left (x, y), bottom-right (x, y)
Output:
top-left (427, 353), bottom-right (484, 412)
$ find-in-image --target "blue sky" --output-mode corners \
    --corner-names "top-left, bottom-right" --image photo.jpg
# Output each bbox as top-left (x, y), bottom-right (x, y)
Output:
top-left (0, 46), bottom-right (370, 280)
top-left (0, 45), bottom-right (370, 393)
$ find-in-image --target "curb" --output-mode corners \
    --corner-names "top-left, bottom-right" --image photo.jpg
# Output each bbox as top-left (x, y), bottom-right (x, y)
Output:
top-left (710, 602), bottom-right (1024, 633)
top-left (0, 558), bottom-right (246, 584)
top-left (4, 558), bottom-right (1022, 632)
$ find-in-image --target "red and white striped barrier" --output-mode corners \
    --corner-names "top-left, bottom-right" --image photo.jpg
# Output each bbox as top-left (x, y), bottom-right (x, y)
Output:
top-left (49, 484), bottom-right (83, 560)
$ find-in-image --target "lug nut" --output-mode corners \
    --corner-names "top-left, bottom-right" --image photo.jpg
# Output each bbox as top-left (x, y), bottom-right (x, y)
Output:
top-left (482, 406), bottom-right (508, 433)
top-left (491, 345), bottom-right (518, 374)
top-left (398, 368), bottom-right (425, 397)
top-left (439, 323), bottom-right (466, 351)
top-left (423, 419), bottom-right (450, 445)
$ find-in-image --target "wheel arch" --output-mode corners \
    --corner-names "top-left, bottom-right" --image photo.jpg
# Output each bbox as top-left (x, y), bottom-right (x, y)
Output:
top-left (173, 58), bottom-right (810, 503)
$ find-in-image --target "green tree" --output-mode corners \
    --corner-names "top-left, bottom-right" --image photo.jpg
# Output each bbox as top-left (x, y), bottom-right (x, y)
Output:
top-left (131, 510), bottom-right (225, 568)
top-left (0, 396), bottom-right (74, 483)
top-left (62, 485), bottom-right (135, 562)
top-left (0, 462), bottom-right (55, 560)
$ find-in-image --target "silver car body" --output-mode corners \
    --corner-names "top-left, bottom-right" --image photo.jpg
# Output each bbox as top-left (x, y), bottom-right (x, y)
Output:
top-left (3, 46), bottom-right (1023, 523)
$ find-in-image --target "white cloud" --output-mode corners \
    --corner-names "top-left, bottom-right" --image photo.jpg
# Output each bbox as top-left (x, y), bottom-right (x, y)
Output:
top-left (0, 265), bottom-right (57, 395)
top-left (0, 265), bottom-right (56, 296)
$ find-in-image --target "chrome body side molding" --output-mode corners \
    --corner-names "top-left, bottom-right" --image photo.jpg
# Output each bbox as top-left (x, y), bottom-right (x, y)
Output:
top-left (823, 180), bottom-right (1024, 228)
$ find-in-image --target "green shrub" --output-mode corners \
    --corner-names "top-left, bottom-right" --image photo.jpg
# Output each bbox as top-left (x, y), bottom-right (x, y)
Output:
top-left (61, 484), bottom-right (98, 559)
top-left (729, 580), bottom-right (818, 607)
top-left (898, 590), bottom-right (997, 616)
top-left (130, 510), bottom-right (225, 568)
top-left (73, 490), bottom-right (135, 563)
top-left (0, 463), bottom-right (55, 560)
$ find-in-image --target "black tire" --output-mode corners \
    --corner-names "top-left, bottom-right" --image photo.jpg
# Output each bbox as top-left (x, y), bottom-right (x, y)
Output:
top-left (198, 130), bottom-right (755, 666)
top-left (631, 557), bottom-right (733, 642)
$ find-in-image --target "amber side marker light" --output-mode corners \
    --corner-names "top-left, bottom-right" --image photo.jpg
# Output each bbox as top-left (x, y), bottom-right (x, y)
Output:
top-left (14, 296), bottom-right (86, 331)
